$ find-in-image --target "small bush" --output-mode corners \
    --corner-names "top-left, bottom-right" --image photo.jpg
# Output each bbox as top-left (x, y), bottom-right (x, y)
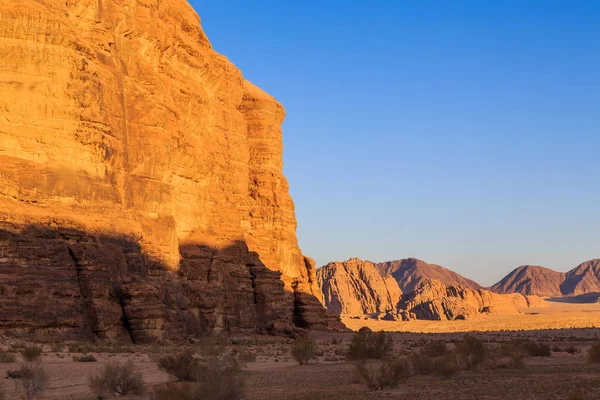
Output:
top-left (409, 351), bottom-right (432, 375)
top-left (51, 344), bottom-right (64, 353)
top-left (89, 361), bottom-right (145, 397)
top-left (566, 346), bottom-right (579, 354)
top-left (347, 330), bottom-right (393, 360)
top-left (356, 359), bottom-right (410, 390)
top-left (77, 355), bottom-right (97, 363)
top-left (291, 336), bottom-right (317, 365)
top-left (15, 363), bottom-right (49, 400)
top-left (454, 335), bottom-right (488, 369)
top-left (197, 336), bottom-right (229, 359)
top-left (431, 354), bottom-right (460, 378)
top-left (20, 347), bottom-right (43, 362)
top-left (524, 342), bottom-right (551, 357)
top-left (234, 349), bottom-right (256, 365)
top-left (157, 349), bottom-right (199, 382)
top-left (0, 350), bottom-right (17, 363)
top-left (422, 341), bottom-right (448, 357)
top-left (587, 343), bottom-right (600, 364)
top-left (498, 341), bottom-right (526, 368)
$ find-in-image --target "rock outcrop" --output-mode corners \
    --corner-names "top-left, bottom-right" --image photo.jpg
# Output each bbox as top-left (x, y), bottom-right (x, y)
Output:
top-left (375, 258), bottom-right (481, 293)
top-left (492, 265), bottom-right (565, 297)
top-left (317, 259), bottom-right (401, 316)
top-left (399, 279), bottom-right (533, 321)
top-left (0, 0), bottom-right (344, 342)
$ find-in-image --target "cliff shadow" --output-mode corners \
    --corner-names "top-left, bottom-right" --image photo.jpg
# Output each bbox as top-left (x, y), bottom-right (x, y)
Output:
top-left (0, 223), bottom-right (309, 343)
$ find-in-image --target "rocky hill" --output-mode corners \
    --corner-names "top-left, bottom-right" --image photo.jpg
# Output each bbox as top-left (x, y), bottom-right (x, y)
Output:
top-left (492, 260), bottom-right (600, 297)
top-left (317, 258), bottom-right (536, 320)
top-left (0, 0), bottom-right (344, 342)
top-left (375, 258), bottom-right (482, 293)
top-left (399, 279), bottom-right (536, 321)
top-left (317, 258), bottom-right (401, 316)
top-left (492, 265), bottom-right (565, 297)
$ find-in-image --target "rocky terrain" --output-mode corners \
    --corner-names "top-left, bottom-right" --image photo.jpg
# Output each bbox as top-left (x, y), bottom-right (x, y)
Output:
top-left (375, 258), bottom-right (482, 293)
top-left (492, 260), bottom-right (600, 297)
top-left (317, 258), bottom-right (537, 320)
top-left (0, 0), bottom-right (344, 342)
top-left (317, 258), bottom-right (401, 316)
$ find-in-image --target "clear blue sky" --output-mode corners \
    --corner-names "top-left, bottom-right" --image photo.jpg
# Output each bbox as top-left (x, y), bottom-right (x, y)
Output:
top-left (191, 1), bottom-right (600, 286)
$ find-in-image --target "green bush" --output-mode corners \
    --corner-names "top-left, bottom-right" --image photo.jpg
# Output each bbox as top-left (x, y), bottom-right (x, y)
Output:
top-left (291, 336), bottom-right (317, 365)
top-left (347, 330), bottom-right (393, 360)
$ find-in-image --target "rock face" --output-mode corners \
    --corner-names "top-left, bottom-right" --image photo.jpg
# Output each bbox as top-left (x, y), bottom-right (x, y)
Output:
top-left (492, 265), bottom-right (565, 297)
top-left (561, 260), bottom-right (600, 296)
top-left (375, 258), bottom-right (482, 293)
top-left (0, 0), bottom-right (344, 342)
top-left (317, 259), bottom-right (401, 316)
top-left (492, 260), bottom-right (600, 297)
top-left (399, 279), bottom-right (532, 321)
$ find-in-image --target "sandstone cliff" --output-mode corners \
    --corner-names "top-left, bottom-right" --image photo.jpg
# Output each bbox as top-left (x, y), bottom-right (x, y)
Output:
top-left (0, 0), bottom-right (344, 342)
top-left (492, 265), bottom-right (565, 297)
top-left (375, 258), bottom-right (482, 293)
top-left (317, 259), bottom-right (401, 316)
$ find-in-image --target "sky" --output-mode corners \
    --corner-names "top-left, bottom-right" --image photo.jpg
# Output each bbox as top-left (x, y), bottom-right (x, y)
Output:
top-left (190, 1), bottom-right (600, 286)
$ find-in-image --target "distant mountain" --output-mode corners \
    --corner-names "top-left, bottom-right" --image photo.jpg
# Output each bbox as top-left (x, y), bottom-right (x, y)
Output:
top-left (561, 259), bottom-right (600, 296)
top-left (492, 260), bottom-right (600, 297)
top-left (375, 258), bottom-right (482, 294)
top-left (492, 265), bottom-right (565, 297)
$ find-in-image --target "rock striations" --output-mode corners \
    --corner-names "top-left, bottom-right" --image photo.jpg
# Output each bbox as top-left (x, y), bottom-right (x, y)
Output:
top-left (317, 258), bottom-right (538, 321)
top-left (0, 0), bottom-right (344, 342)
top-left (317, 258), bottom-right (401, 316)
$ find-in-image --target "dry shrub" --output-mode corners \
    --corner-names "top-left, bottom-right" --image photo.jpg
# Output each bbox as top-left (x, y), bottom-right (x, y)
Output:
top-left (524, 342), bottom-right (551, 357)
top-left (356, 358), bottom-right (410, 390)
top-left (76, 355), bottom-right (97, 363)
top-left (422, 341), bottom-right (449, 357)
top-left (497, 341), bottom-right (526, 368)
top-left (454, 335), bottom-right (488, 369)
top-left (88, 361), bottom-right (145, 397)
top-left (347, 330), bottom-right (393, 360)
top-left (587, 343), bottom-right (600, 364)
top-left (0, 350), bottom-right (17, 363)
top-left (291, 336), bottom-right (317, 365)
top-left (157, 349), bottom-right (199, 382)
top-left (409, 351), bottom-right (432, 375)
top-left (431, 354), bottom-right (460, 378)
top-left (566, 345), bottom-right (579, 354)
top-left (20, 347), bottom-right (42, 362)
top-left (197, 335), bottom-right (229, 359)
top-left (15, 363), bottom-right (49, 400)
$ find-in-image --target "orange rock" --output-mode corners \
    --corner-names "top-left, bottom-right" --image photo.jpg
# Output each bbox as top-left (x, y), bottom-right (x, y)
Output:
top-left (0, 0), bottom-right (343, 341)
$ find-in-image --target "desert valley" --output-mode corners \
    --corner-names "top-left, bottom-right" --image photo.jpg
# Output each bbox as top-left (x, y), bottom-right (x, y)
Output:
top-left (0, 0), bottom-right (598, 399)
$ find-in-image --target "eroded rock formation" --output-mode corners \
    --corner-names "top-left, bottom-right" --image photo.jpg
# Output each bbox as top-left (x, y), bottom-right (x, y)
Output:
top-left (0, 0), bottom-right (344, 342)
top-left (317, 258), bottom-right (401, 316)
top-left (399, 279), bottom-right (534, 321)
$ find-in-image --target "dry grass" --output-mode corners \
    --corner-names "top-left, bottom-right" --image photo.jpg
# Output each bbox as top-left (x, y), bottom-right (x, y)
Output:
top-left (291, 336), bottom-right (317, 365)
top-left (347, 330), bottom-right (393, 360)
top-left (88, 361), bottom-right (145, 397)
top-left (19, 347), bottom-right (42, 363)
top-left (14, 363), bottom-right (49, 400)
top-left (454, 335), bottom-right (489, 369)
top-left (156, 349), bottom-right (199, 382)
top-left (355, 358), bottom-right (411, 390)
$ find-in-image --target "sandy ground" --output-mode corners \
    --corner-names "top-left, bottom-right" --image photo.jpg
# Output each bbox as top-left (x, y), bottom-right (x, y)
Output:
top-left (342, 300), bottom-right (600, 333)
top-left (2, 302), bottom-right (600, 399)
